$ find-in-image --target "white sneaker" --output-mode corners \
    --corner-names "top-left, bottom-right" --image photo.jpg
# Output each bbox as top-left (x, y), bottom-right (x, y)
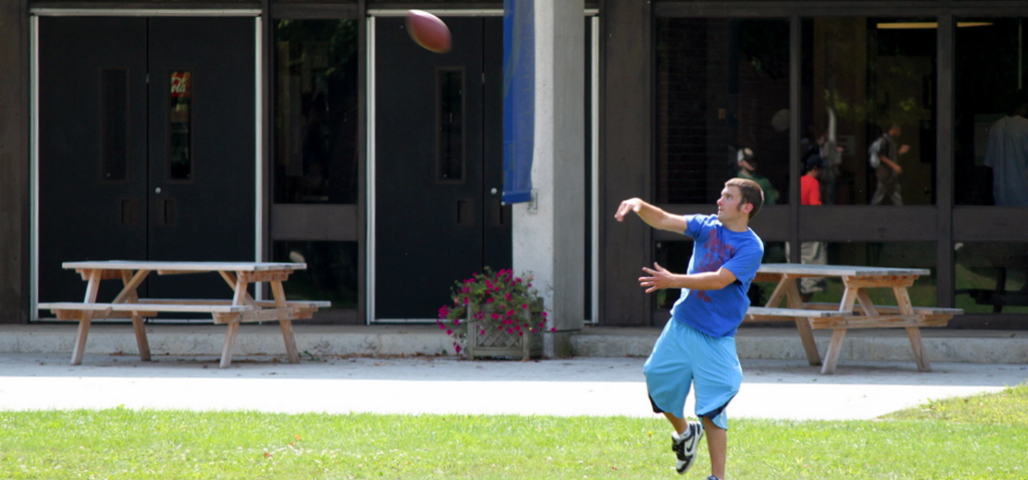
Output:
top-left (670, 421), bottom-right (704, 474)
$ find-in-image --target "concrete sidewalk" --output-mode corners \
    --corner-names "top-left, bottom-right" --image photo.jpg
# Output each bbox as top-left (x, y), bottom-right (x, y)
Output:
top-left (1, 353), bottom-right (1024, 421)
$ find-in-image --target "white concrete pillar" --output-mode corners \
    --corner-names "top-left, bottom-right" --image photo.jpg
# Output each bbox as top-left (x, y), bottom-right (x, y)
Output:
top-left (512, 0), bottom-right (585, 358)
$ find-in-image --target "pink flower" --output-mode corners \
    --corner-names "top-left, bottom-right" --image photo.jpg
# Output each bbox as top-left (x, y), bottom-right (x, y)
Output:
top-left (486, 297), bottom-right (494, 303)
top-left (507, 328), bottom-right (515, 334)
top-left (550, 327), bottom-right (557, 332)
top-left (455, 345), bottom-right (462, 354)
top-left (491, 313), bottom-right (500, 320)
top-left (453, 319), bottom-right (460, 325)
top-left (446, 329), bottom-right (453, 335)
top-left (522, 304), bottom-right (528, 309)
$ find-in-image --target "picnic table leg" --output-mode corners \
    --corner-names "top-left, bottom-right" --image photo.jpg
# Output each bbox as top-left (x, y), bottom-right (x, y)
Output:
top-left (71, 315), bottom-right (92, 365)
top-left (894, 286), bottom-right (931, 372)
top-left (782, 278), bottom-right (821, 366)
top-left (71, 269), bottom-right (104, 365)
top-left (220, 321), bottom-right (240, 368)
top-left (821, 328), bottom-right (847, 375)
top-left (117, 270), bottom-right (151, 361)
top-left (271, 280), bottom-right (300, 364)
top-left (131, 314), bottom-right (152, 362)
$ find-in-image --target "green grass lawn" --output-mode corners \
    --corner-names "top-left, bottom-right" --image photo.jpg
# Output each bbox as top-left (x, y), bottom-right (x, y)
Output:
top-left (2, 384), bottom-right (1026, 480)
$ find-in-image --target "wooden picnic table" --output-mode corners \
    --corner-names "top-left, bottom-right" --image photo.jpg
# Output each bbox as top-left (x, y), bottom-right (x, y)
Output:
top-left (745, 263), bottom-right (961, 374)
top-left (38, 261), bottom-right (330, 368)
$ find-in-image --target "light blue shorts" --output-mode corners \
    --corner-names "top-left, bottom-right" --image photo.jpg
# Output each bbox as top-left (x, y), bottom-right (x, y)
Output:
top-left (643, 319), bottom-right (743, 430)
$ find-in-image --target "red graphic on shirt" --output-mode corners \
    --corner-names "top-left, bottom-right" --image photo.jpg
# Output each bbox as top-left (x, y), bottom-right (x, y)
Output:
top-left (693, 229), bottom-right (736, 303)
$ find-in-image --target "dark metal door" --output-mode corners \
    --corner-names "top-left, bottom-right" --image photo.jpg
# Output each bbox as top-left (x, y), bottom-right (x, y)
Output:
top-left (39, 17), bottom-right (149, 304)
top-left (145, 17), bottom-right (255, 299)
top-left (38, 17), bottom-right (254, 305)
top-left (375, 16), bottom-right (509, 319)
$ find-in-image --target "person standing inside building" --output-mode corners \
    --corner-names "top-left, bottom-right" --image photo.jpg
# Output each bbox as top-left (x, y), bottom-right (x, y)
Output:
top-left (868, 124), bottom-right (910, 205)
top-left (798, 156), bottom-right (828, 301)
top-left (735, 147), bottom-right (779, 205)
top-left (984, 95), bottom-right (1028, 206)
top-left (614, 178), bottom-right (765, 480)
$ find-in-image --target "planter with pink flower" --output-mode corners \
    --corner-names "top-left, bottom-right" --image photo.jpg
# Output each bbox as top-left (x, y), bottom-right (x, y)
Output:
top-left (436, 267), bottom-right (551, 360)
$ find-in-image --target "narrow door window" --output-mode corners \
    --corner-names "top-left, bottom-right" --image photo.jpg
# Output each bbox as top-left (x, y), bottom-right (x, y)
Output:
top-left (169, 70), bottom-right (192, 180)
top-left (438, 68), bottom-right (465, 183)
top-left (101, 69), bottom-right (129, 181)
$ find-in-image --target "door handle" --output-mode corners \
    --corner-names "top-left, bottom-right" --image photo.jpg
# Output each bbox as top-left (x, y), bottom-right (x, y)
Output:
top-left (158, 198), bottom-right (175, 226)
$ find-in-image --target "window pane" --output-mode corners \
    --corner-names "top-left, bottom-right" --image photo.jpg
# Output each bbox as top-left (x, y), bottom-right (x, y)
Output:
top-left (748, 241), bottom-right (940, 312)
top-left (955, 19), bottom-right (1028, 206)
top-left (273, 241), bottom-right (358, 310)
top-left (438, 69), bottom-right (464, 182)
top-left (955, 242), bottom-right (1028, 314)
top-left (274, 19), bottom-right (359, 204)
top-left (801, 18), bottom-right (937, 206)
top-left (169, 70), bottom-right (192, 181)
top-left (102, 69), bottom-right (128, 181)
top-left (656, 18), bottom-right (791, 205)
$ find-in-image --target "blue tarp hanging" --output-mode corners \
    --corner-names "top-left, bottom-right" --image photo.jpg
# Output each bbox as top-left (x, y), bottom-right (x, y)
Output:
top-left (502, 0), bottom-right (534, 205)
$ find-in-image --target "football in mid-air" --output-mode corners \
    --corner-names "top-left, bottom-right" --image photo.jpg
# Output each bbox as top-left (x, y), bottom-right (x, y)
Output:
top-left (406, 10), bottom-right (451, 54)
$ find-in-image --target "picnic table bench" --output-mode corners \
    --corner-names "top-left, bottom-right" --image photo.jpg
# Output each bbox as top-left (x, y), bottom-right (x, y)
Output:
top-left (745, 263), bottom-right (962, 374)
top-left (38, 261), bottom-right (330, 368)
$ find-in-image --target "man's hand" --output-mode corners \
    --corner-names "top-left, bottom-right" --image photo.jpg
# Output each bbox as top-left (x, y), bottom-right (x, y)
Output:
top-left (899, 144), bottom-right (910, 155)
top-left (615, 198), bottom-right (644, 222)
top-left (639, 264), bottom-right (739, 293)
top-left (639, 263), bottom-right (676, 293)
top-left (881, 155), bottom-right (903, 174)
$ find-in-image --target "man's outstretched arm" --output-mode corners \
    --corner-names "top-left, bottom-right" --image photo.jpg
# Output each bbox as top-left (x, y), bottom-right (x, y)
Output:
top-left (614, 198), bottom-right (690, 233)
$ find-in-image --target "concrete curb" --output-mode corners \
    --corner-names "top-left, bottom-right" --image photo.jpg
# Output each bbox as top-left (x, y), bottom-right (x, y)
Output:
top-left (1, 324), bottom-right (1026, 364)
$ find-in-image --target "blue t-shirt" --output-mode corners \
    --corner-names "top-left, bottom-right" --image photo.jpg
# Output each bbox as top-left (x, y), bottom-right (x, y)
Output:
top-left (670, 214), bottom-right (764, 338)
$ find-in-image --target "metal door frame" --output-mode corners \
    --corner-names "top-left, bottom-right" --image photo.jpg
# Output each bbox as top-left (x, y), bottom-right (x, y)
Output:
top-left (29, 9), bottom-right (264, 320)
top-left (365, 9), bottom-right (600, 324)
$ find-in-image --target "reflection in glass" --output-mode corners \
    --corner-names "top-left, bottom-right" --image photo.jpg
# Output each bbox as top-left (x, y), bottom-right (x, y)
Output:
top-left (801, 18), bottom-right (936, 205)
top-left (771, 241), bottom-right (937, 307)
top-left (955, 242), bottom-right (1028, 313)
top-left (438, 69), bottom-right (464, 182)
top-left (274, 19), bottom-right (359, 204)
top-left (169, 71), bottom-right (192, 180)
top-left (655, 18), bottom-right (790, 204)
top-left (273, 241), bottom-right (358, 309)
top-left (955, 19), bottom-right (1028, 206)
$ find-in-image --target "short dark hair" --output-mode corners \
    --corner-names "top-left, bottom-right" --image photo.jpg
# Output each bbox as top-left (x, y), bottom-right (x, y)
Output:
top-left (803, 155), bottom-right (824, 174)
top-left (725, 178), bottom-right (764, 220)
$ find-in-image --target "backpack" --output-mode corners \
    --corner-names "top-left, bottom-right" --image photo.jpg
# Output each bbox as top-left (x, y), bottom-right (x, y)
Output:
top-left (867, 135), bottom-right (885, 169)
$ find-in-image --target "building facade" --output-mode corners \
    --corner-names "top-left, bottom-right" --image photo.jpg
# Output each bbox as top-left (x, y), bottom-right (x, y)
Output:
top-left (1, 0), bottom-right (1026, 332)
